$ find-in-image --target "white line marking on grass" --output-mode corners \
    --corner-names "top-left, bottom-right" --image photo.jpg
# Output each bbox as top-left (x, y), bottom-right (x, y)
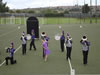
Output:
top-left (64, 43), bottom-right (66, 51)
top-left (14, 45), bottom-right (21, 53)
top-left (68, 58), bottom-right (72, 70)
top-left (64, 43), bottom-right (75, 75)
top-left (0, 45), bottom-right (21, 67)
top-left (68, 58), bottom-right (75, 75)
top-left (0, 61), bottom-right (5, 67)
top-left (64, 44), bottom-right (72, 70)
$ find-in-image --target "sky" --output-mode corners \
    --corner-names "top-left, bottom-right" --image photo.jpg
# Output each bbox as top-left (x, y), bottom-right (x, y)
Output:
top-left (3, 0), bottom-right (100, 9)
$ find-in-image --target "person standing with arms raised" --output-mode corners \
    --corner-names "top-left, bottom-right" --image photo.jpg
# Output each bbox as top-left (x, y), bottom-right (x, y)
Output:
top-left (80, 36), bottom-right (90, 65)
top-left (65, 35), bottom-right (72, 60)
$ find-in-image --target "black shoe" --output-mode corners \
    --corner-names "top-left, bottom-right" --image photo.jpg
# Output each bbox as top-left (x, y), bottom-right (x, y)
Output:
top-left (84, 63), bottom-right (87, 66)
top-left (61, 50), bottom-right (64, 52)
top-left (14, 60), bottom-right (17, 64)
top-left (66, 58), bottom-right (68, 61)
top-left (5, 64), bottom-right (8, 66)
top-left (34, 48), bottom-right (36, 51)
top-left (69, 58), bottom-right (71, 60)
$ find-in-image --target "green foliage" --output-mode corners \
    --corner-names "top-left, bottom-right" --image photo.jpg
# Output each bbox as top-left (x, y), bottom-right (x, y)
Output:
top-left (41, 9), bottom-right (56, 14)
top-left (27, 10), bottom-right (35, 13)
top-left (41, 8), bottom-right (64, 17)
top-left (70, 8), bottom-right (80, 12)
top-left (64, 10), bottom-right (69, 14)
top-left (44, 13), bottom-right (64, 17)
top-left (0, 0), bottom-right (9, 12)
top-left (11, 9), bottom-right (35, 13)
top-left (15, 10), bottom-right (22, 13)
top-left (82, 4), bottom-right (90, 13)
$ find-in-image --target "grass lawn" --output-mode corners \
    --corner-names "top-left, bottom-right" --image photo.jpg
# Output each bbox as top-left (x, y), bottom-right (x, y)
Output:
top-left (0, 23), bottom-right (100, 75)
top-left (0, 17), bottom-right (100, 25)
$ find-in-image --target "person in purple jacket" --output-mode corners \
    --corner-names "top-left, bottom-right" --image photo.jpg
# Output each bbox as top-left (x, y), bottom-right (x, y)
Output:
top-left (30, 29), bottom-right (36, 51)
top-left (60, 30), bottom-right (65, 52)
top-left (42, 39), bottom-right (50, 62)
top-left (41, 32), bottom-right (50, 58)
top-left (5, 42), bottom-right (16, 65)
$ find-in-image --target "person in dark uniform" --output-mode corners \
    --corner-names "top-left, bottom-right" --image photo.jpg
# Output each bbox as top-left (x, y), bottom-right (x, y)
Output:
top-left (5, 42), bottom-right (16, 65)
top-left (80, 36), bottom-right (90, 65)
top-left (30, 29), bottom-right (36, 51)
top-left (65, 36), bottom-right (72, 60)
top-left (21, 32), bottom-right (27, 55)
top-left (60, 30), bottom-right (65, 52)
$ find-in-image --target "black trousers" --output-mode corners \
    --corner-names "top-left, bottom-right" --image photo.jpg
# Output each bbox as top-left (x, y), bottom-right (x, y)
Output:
top-left (30, 39), bottom-right (36, 50)
top-left (22, 44), bottom-right (26, 55)
top-left (66, 47), bottom-right (72, 60)
top-left (43, 48), bottom-right (45, 58)
top-left (83, 50), bottom-right (89, 64)
top-left (60, 40), bottom-right (65, 52)
top-left (5, 56), bottom-right (16, 65)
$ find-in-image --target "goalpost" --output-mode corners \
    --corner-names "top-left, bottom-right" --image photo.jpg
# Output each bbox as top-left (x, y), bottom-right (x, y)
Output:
top-left (41, 17), bottom-right (45, 25)
top-left (10, 15), bottom-right (15, 24)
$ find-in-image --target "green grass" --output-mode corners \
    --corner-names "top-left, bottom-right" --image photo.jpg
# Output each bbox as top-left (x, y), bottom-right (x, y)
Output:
top-left (38, 17), bottom-right (100, 24)
top-left (0, 23), bottom-right (100, 75)
top-left (0, 17), bottom-right (100, 25)
top-left (0, 17), bottom-right (26, 25)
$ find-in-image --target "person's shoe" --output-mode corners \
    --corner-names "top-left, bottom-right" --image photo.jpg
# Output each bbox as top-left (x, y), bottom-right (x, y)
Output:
top-left (14, 60), bottom-right (17, 64)
top-left (34, 48), bottom-right (36, 51)
top-left (66, 58), bottom-right (68, 61)
top-left (5, 64), bottom-right (8, 66)
top-left (84, 63), bottom-right (87, 66)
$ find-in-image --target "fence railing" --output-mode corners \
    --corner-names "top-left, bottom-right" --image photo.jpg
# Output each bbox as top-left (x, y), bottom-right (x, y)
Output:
top-left (0, 13), bottom-right (100, 25)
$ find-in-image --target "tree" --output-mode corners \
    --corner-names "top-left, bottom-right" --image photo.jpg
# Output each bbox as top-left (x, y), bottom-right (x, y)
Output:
top-left (0, 0), bottom-right (9, 12)
top-left (27, 10), bottom-right (35, 13)
top-left (82, 4), bottom-right (90, 13)
top-left (64, 10), bottom-right (69, 14)
top-left (15, 9), bottom-right (22, 13)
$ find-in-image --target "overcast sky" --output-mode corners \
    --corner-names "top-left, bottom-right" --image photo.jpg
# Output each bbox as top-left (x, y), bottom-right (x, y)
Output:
top-left (3, 0), bottom-right (100, 9)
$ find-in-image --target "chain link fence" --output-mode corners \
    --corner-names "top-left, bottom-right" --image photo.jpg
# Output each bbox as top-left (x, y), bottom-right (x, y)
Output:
top-left (0, 13), bottom-right (100, 25)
